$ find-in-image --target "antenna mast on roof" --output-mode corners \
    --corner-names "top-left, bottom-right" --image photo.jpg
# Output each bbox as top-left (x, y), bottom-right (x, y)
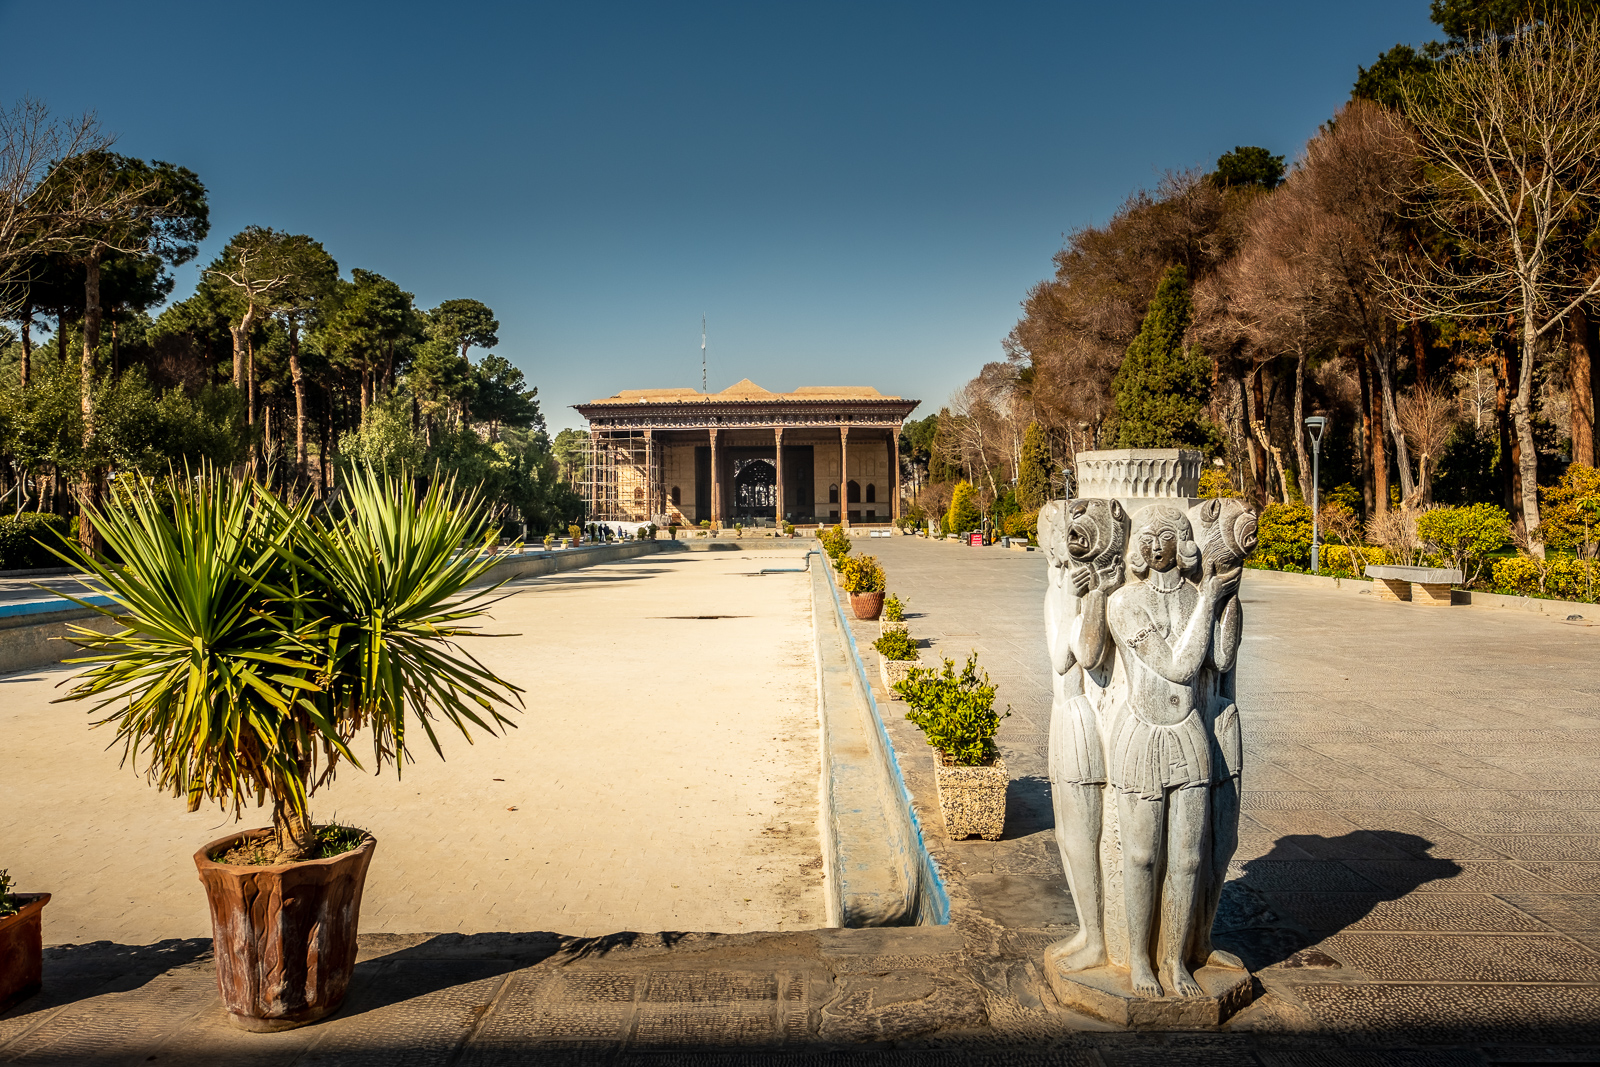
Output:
top-left (701, 315), bottom-right (707, 393)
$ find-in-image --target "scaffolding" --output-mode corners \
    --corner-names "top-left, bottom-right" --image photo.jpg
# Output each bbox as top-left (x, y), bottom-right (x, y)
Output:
top-left (581, 430), bottom-right (661, 524)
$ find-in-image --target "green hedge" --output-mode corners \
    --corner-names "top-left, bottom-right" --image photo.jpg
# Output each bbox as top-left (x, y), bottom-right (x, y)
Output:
top-left (1248, 503), bottom-right (1313, 571)
top-left (1491, 556), bottom-right (1600, 604)
top-left (0, 512), bottom-right (71, 570)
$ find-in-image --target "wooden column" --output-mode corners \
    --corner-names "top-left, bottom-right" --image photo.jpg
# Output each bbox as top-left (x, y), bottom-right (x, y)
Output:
top-left (710, 427), bottom-right (722, 528)
top-left (890, 428), bottom-right (901, 523)
top-left (588, 428), bottom-right (600, 521)
top-left (774, 426), bottom-right (785, 526)
top-left (839, 425), bottom-right (850, 528)
top-left (643, 430), bottom-right (654, 520)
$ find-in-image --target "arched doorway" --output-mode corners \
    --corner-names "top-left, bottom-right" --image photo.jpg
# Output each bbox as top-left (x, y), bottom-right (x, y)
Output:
top-left (733, 458), bottom-right (777, 519)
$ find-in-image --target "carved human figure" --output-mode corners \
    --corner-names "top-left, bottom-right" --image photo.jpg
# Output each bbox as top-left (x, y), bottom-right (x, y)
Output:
top-left (1185, 498), bottom-right (1257, 967)
top-left (1041, 498), bottom-right (1127, 974)
top-left (1104, 504), bottom-right (1240, 999)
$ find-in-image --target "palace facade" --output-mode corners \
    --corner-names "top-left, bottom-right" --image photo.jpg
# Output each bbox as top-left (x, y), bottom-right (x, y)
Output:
top-left (573, 379), bottom-right (920, 527)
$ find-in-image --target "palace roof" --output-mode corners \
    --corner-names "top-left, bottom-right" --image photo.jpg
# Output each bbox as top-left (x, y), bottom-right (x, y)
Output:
top-left (577, 379), bottom-right (908, 406)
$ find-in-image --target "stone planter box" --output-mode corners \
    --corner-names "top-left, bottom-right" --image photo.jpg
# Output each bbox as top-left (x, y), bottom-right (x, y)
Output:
top-left (195, 829), bottom-right (376, 1032)
top-left (880, 617), bottom-right (909, 637)
top-left (0, 892), bottom-right (49, 1012)
top-left (879, 655), bottom-right (921, 694)
top-left (934, 754), bottom-right (1007, 841)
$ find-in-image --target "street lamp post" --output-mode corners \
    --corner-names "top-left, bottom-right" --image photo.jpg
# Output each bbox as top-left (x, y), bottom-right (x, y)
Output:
top-left (1304, 416), bottom-right (1327, 574)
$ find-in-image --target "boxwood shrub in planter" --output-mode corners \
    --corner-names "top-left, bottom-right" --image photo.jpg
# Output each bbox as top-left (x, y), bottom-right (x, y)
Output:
top-left (892, 653), bottom-right (1010, 840)
top-left (51, 466), bottom-right (522, 1032)
top-left (819, 523), bottom-right (851, 569)
top-left (872, 627), bottom-right (920, 692)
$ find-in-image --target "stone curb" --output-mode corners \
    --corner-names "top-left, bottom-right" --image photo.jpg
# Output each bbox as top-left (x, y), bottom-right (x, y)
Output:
top-left (810, 551), bottom-right (949, 928)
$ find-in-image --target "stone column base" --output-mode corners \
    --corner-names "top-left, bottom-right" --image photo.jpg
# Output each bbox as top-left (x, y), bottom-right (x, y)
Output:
top-left (1044, 960), bottom-right (1252, 1029)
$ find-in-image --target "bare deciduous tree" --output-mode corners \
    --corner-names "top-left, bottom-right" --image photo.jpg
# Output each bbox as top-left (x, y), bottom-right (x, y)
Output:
top-left (1397, 380), bottom-right (1458, 503)
top-left (1386, 16), bottom-right (1600, 552)
top-left (0, 99), bottom-right (108, 296)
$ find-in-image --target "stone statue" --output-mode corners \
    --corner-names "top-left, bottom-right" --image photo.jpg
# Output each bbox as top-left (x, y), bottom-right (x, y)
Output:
top-left (1186, 498), bottom-right (1257, 968)
top-left (1040, 492), bottom-right (1253, 1027)
top-left (1040, 498), bottom-right (1126, 975)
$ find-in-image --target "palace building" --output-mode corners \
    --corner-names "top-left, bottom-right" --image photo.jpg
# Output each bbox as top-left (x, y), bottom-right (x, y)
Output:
top-left (573, 379), bottom-right (920, 528)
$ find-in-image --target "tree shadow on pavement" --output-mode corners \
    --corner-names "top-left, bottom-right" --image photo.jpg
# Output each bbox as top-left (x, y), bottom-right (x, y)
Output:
top-left (336, 930), bottom-right (710, 1022)
top-left (1213, 832), bottom-right (1459, 970)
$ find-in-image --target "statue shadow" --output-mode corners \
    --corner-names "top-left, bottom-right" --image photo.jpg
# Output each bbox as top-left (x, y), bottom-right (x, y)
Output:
top-left (1212, 833), bottom-right (1460, 971)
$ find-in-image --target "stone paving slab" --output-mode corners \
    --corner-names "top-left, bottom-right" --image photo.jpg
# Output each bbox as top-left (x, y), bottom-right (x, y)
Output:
top-left (842, 538), bottom-right (1600, 1055)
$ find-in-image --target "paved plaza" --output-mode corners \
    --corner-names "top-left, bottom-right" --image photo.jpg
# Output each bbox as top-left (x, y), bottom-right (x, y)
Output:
top-left (853, 537), bottom-right (1600, 1044)
top-left (3, 536), bottom-right (1600, 1062)
top-left (0, 546), bottom-right (825, 945)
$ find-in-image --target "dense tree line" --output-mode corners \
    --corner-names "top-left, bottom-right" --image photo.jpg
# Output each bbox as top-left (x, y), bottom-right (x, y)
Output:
top-left (0, 103), bottom-right (581, 552)
top-left (920, 1), bottom-right (1600, 556)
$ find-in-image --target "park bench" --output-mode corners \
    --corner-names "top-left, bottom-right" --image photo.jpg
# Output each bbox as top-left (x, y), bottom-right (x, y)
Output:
top-left (1364, 564), bottom-right (1463, 606)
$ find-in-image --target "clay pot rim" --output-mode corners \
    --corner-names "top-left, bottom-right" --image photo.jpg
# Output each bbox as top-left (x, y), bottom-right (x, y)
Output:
top-left (0, 894), bottom-right (50, 924)
top-left (194, 827), bottom-right (376, 874)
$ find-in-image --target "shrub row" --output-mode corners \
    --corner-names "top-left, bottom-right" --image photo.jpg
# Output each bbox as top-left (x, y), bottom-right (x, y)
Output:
top-left (1490, 556), bottom-right (1600, 604)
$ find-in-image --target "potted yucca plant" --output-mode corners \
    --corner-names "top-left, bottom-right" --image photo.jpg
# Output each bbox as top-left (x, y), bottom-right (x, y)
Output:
top-left (0, 870), bottom-right (49, 1011)
top-left (893, 654), bottom-right (1010, 841)
top-left (51, 466), bottom-right (521, 1032)
top-left (840, 553), bottom-right (886, 620)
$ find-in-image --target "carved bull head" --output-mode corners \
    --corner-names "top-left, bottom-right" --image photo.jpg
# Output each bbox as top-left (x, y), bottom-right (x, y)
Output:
top-left (1065, 498), bottom-right (1128, 591)
top-left (1187, 498), bottom-right (1259, 573)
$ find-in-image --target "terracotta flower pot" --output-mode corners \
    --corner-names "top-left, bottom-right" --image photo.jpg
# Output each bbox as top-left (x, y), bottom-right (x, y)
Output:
top-left (194, 829), bottom-right (376, 1032)
top-left (849, 591), bottom-right (885, 620)
top-left (0, 893), bottom-right (49, 1012)
top-left (934, 754), bottom-right (1008, 841)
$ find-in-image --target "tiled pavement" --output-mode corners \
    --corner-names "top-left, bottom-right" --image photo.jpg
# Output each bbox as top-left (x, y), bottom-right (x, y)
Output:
top-left (850, 537), bottom-right (1600, 1050)
top-left (4, 536), bottom-right (1600, 1063)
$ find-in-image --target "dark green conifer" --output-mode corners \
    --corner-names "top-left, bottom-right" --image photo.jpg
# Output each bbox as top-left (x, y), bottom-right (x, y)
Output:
top-left (1015, 421), bottom-right (1052, 510)
top-left (1110, 265), bottom-right (1216, 451)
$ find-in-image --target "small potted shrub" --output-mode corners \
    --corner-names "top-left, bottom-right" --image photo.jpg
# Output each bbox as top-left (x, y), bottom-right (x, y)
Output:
top-left (820, 524), bottom-right (852, 570)
top-left (872, 627), bottom-right (920, 691)
top-left (783, 522), bottom-right (795, 538)
top-left (880, 593), bottom-right (908, 636)
top-left (701, 519), bottom-right (714, 537)
top-left (52, 467), bottom-right (521, 1032)
top-left (669, 523), bottom-right (680, 540)
top-left (893, 654), bottom-right (1010, 841)
top-left (542, 533), bottom-right (554, 550)
top-left (568, 524), bottom-right (581, 546)
top-left (840, 553), bottom-right (886, 619)
top-left (0, 869), bottom-right (49, 1011)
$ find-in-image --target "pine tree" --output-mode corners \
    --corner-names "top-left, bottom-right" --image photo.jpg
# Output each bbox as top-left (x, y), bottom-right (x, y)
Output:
top-left (1111, 265), bottom-right (1216, 450)
top-left (947, 480), bottom-right (982, 534)
top-left (1015, 421), bottom-right (1053, 510)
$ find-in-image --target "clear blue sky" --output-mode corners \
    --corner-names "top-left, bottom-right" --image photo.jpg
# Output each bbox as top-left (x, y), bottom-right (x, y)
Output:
top-left (0, 1), bottom-right (1436, 431)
